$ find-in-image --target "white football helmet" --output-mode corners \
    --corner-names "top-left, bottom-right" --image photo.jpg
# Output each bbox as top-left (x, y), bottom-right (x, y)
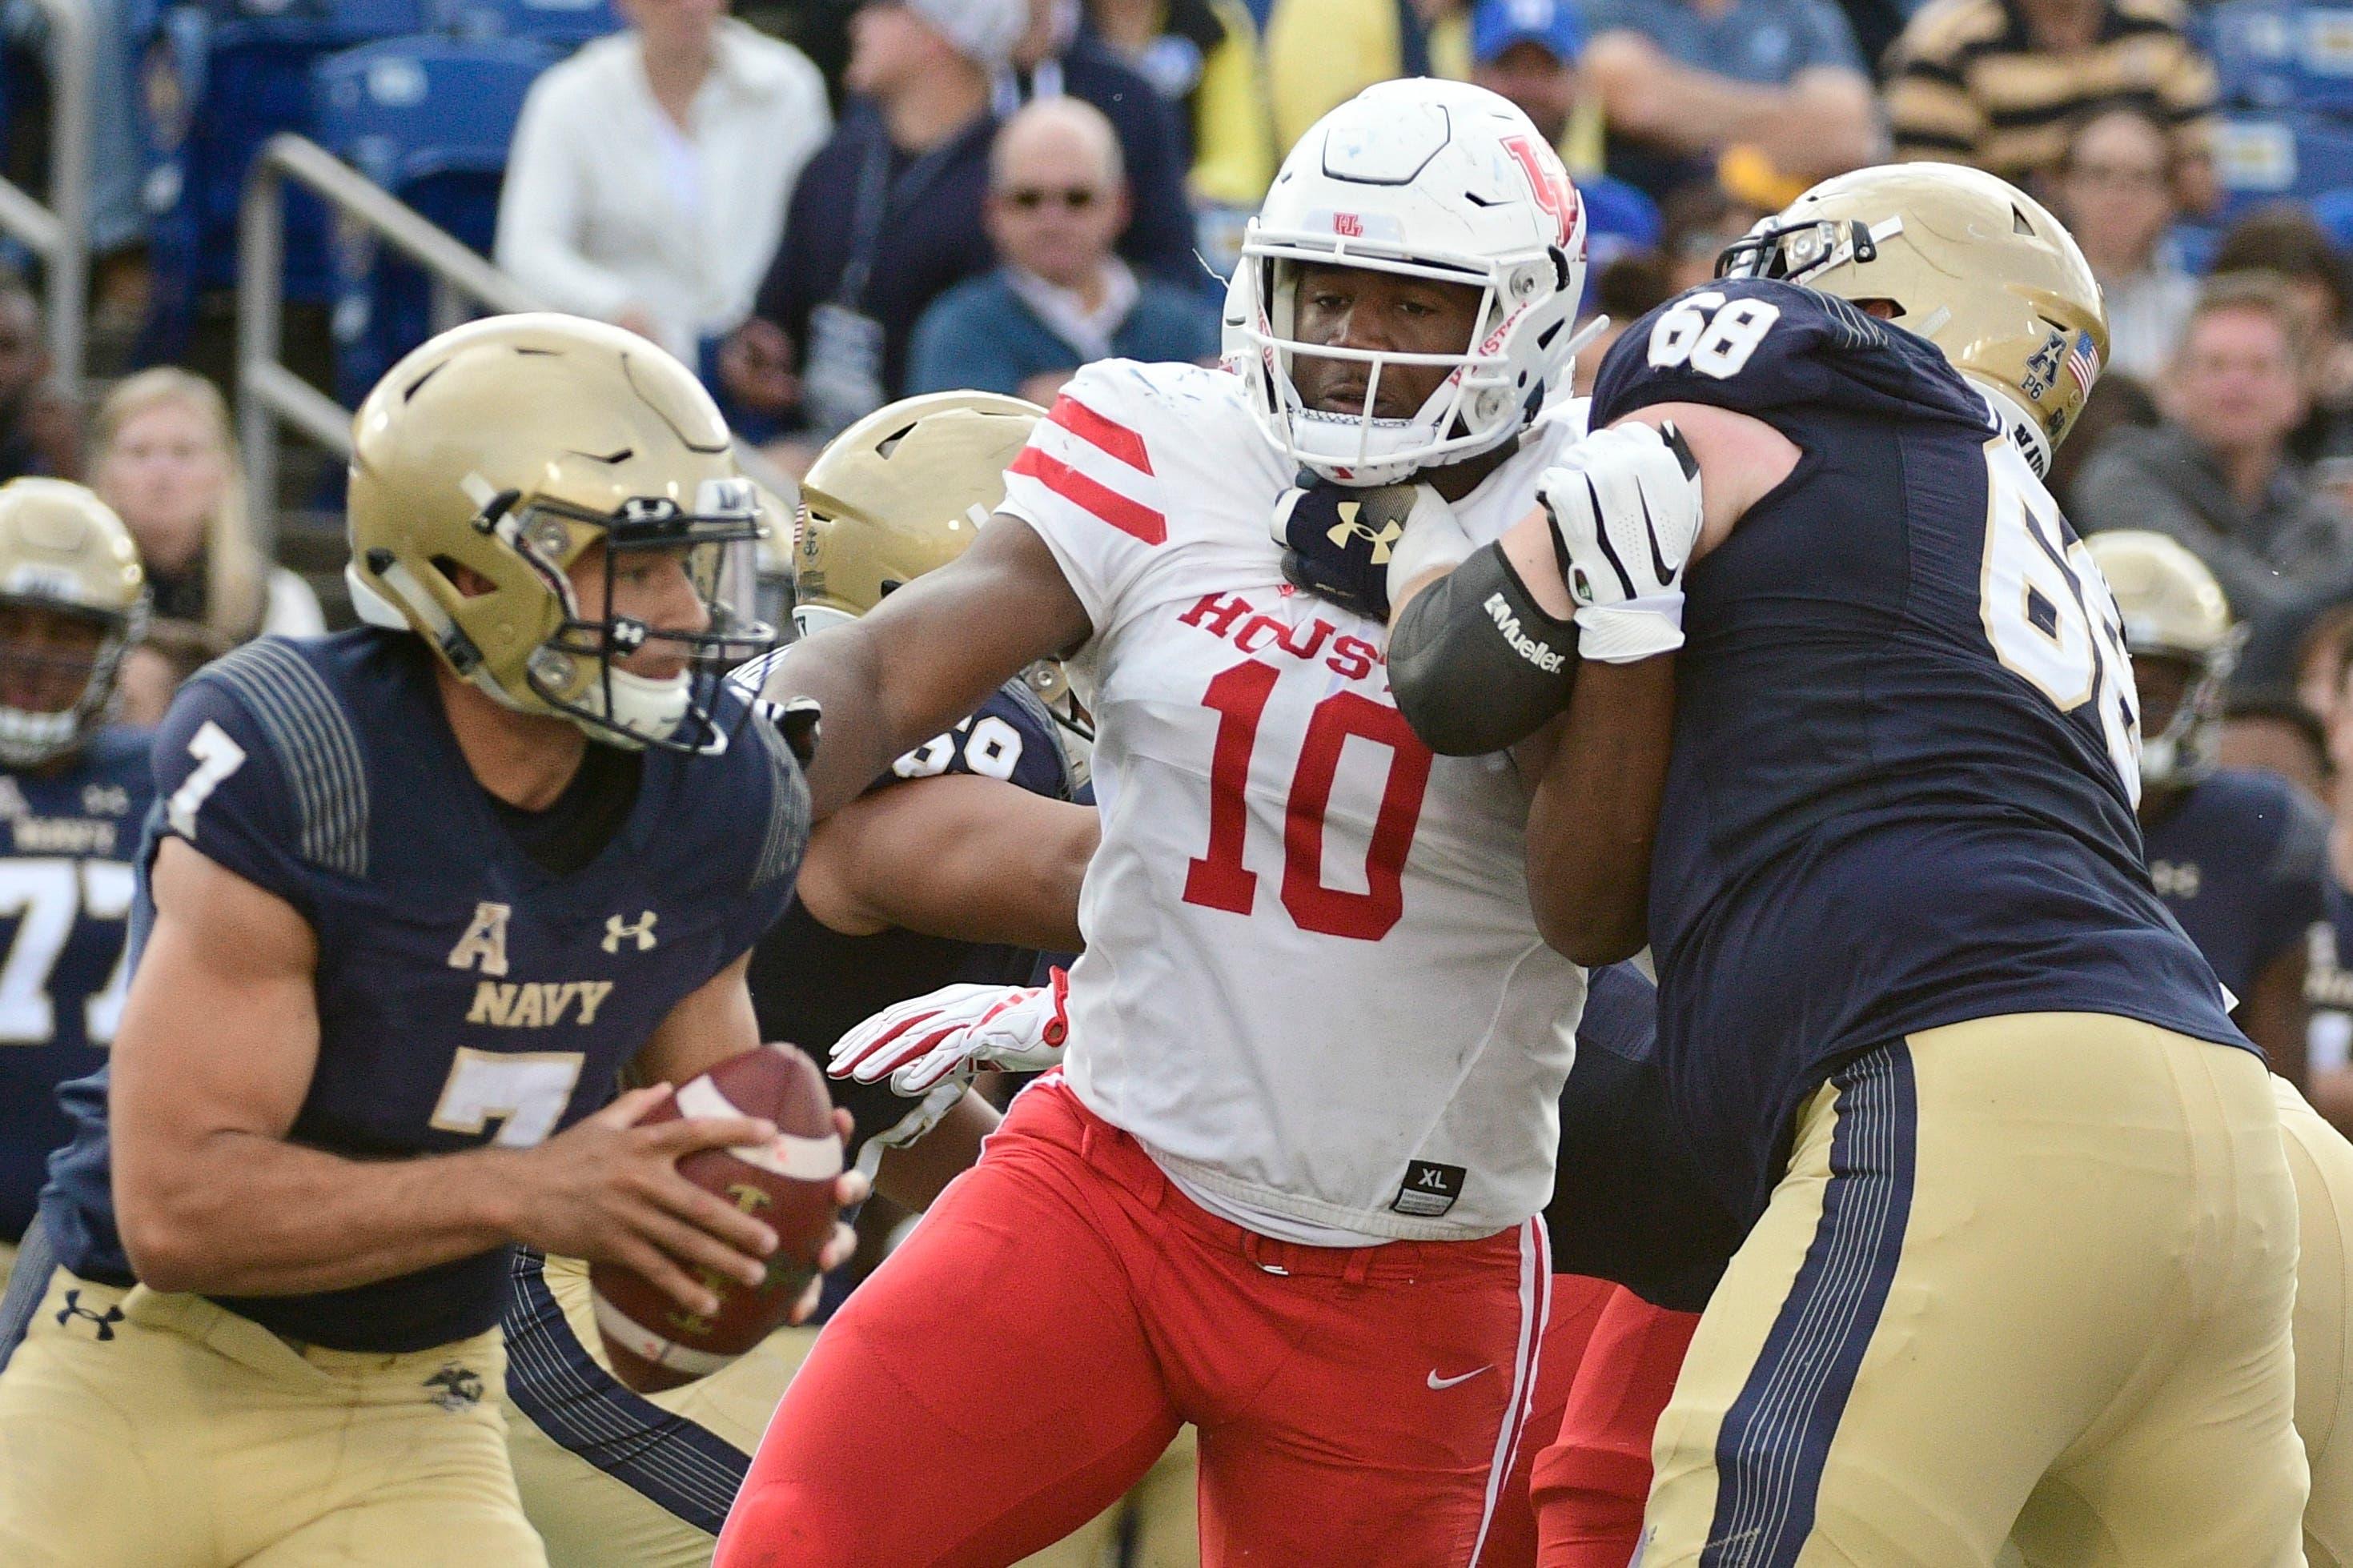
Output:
top-left (1225, 78), bottom-right (1589, 487)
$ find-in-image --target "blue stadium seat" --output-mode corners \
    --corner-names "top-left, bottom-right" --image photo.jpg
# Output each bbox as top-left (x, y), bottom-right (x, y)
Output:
top-left (432, 0), bottom-right (617, 48)
top-left (2206, 0), bottom-right (2353, 114)
top-left (312, 34), bottom-right (552, 401)
top-left (2210, 112), bottom-right (2353, 222)
top-left (138, 0), bottom-right (429, 362)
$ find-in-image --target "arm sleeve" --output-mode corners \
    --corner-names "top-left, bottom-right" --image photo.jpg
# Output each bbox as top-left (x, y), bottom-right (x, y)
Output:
top-left (993, 361), bottom-right (1178, 636)
top-left (150, 676), bottom-right (318, 920)
top-left (492, 74), bottom-right (640, 323)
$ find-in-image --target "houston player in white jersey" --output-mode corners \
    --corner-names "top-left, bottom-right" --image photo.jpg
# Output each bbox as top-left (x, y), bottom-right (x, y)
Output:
top-left (716, 80), bottom-right (1613, 1568)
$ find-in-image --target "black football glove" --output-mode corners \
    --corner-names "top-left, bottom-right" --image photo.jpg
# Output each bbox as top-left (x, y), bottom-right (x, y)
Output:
top-left (1273, 479), bottom-right (1440, 623)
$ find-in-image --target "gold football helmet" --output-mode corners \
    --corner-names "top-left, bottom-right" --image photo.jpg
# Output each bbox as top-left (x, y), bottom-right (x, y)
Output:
top-left (793, 391), bottom-right (1086, 732)
top-left (345, 313), bottom-right (772, 752)
top-left (794, 391), bottom-right (1044, 632)
top-left (0, 479), bottom-right (147, 767)
top-left (1717, 162), bottom-right (2108, 477)
top-left (2086, 530), bottom-right (2239, 791)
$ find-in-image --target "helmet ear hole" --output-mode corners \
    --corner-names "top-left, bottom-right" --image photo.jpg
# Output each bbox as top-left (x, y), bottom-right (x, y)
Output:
top-left (429, 554), bottom-right (488, 599)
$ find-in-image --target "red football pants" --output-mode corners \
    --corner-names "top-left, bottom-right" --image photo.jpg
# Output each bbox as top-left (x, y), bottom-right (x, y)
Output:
top-left (1479, 1273), bottom-right (1618, 1567)
top-left (716, 1077), bottom-right (1551, 1568)
top-left (1529, 1285), bottom-right (1701, 1568)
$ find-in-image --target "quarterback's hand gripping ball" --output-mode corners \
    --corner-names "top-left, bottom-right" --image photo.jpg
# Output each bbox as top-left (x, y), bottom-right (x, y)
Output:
top-left (1540, 421), bottom-right (1704, 664)
top-left (1273, 479), bottom-right (1466, 623)
top-left (830, 968), bottom-right (1072, 1101)
top-left (588, 1045), bottom-right (845, 1394)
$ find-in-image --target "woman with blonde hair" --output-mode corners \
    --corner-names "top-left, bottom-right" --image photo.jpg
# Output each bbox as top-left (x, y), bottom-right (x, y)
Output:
top-left (89, 368), bottom-right (323, 644)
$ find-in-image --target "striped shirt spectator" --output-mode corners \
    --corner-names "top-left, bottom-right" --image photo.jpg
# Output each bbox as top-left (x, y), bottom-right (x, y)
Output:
top-left (1884, 0), bottom-right (2217, 207)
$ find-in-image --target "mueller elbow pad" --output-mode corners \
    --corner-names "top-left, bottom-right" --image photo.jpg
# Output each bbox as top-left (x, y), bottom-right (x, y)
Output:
top-left (1389, 542), bottom-right (1581, 756)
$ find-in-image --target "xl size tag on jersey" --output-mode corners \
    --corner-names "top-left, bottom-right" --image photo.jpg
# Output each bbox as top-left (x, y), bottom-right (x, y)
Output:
top-left (1393, 1160), bottom-right (1466, 1218)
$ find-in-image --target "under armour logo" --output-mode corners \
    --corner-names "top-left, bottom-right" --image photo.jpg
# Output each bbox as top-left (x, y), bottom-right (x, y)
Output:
top-left (1326, 502), bottom-right (1403, 566)
top-left (423, 1363), bottom-right (484, 1412)
top-left (603, 911), bottom-right (658, 952)
top-left (54, 1290), bottom-right (122, 1341)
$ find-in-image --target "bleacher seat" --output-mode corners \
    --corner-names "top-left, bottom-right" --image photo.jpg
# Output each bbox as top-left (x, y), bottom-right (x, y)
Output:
top-left (138, 0), bottom-right (430, 361)
top-left (432, 0), bottom-right (616, 49)
top-left (2207, 0), bottom-right (2353, 114)
top-left (312, 33), bottom-right (551, 402)
top-left (2210, 112), bottom-right (2353, 223)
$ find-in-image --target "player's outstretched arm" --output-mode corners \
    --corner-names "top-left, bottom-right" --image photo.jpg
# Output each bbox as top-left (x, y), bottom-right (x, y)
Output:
top-left (797, 778), bottom-right (1097, 952)
top-left (113, 843), bottom-right (787, 1317)
top-left (761, 517), bottom-right (1092, 820)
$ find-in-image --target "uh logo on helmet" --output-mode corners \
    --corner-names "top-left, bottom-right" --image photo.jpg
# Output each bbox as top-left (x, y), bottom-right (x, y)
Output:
top-left (344, 314), bottom-right (774, 754)
top-left (1225, 78), bottom-right (1590, 488)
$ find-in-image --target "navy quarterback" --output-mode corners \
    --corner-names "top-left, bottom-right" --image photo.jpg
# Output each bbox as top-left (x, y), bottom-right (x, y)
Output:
top-left (0, 315), bottom-right (857, 1567)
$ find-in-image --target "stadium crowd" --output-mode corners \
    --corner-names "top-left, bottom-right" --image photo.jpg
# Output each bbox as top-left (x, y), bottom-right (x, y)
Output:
top-left (1, 0), bottom-right (2352, 1559)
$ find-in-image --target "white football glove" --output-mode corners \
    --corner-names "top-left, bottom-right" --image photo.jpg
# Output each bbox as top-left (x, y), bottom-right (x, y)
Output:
top-left (1538, 421), bottom-right (1704, 664)
top-left (829, 969), bottom-right (1071, 1102)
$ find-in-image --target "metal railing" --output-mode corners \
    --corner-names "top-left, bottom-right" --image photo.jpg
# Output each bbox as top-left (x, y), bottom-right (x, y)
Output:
top-left (238, 131), bottom-right (793, 559)
top-left (0, 0), bottom-right (90, 399)
top-left (239, 133), bottom-right (538, 555)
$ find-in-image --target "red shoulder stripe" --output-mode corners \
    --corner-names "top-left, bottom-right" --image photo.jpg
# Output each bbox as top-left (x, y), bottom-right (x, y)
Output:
top-left (1049, 396), bottom-right (1154, 474)
top-left (1009, 447), bottom-right (1168, 546)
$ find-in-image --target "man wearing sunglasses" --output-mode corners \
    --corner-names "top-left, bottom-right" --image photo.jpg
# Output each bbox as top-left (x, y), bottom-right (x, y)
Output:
top-left (907, 98), bottom-right (1221, 407)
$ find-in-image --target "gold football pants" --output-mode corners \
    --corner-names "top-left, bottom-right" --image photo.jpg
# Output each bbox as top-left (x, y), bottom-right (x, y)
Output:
top-left (0, 1233), bottom-right (545, 1566)
top-left (1642, 1014), bottom-right (2306, 1567)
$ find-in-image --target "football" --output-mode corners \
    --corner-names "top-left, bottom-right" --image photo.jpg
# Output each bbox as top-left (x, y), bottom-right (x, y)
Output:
top-left (589, 1045), bottom-right (844, 1394)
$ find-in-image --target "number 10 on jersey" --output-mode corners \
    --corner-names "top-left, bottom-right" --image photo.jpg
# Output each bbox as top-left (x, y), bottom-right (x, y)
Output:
top-left (1180, 660), bottom-right (1433, 942)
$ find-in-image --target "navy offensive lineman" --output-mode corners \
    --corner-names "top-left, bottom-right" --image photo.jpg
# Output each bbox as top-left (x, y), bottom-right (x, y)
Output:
top-left (499, 392), bottom-right (1135, 1568)
top-left (0, 480), bottom-right (151, 1286)
top-left (2091, 530), bottom-right (2327, 1073)
top-left (0, 315), bottom-right (857, 1568)
top-left (1386, 165), bottom-right (2304, 1562)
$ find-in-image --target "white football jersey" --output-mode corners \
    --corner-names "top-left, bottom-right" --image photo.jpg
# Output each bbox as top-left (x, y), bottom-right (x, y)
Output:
top-left (998, 359), bottom-right (1589, 1245)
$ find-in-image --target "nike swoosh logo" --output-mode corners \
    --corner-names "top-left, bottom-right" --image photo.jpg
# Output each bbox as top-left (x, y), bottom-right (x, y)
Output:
top-left (1427, 1365), bottom-right (1492, 1390)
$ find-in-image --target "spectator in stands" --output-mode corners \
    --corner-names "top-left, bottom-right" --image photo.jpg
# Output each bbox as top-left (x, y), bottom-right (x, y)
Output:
top-left (1469, 0), bottom-right (1660, 267)
top-left (1658, 182), bottom-right (1766, 292)
top-left (2051, 371), bottom-right (2159, 515)
top-left (2222, 686), bottom-right (2332, 803)
top-left (1007, 0), bottom-right (1203, 287)
top-left (0, 275), bottom-right (79, 486)
top-left (724, 0), bottom-right (1023, 451)
top-left (116, 618), bottom-right (231, 729)
top-left (1574, 0), bottom-right (1879, 204)
top-left (1266, 0), bottom-right (1456, 153)
top-left (6, 0), bottom-right (151, 339)
top-left (2210, 206), bottom-right (2353, 464)
top-left (2053, 106), bottom-right (2194, 385)
top-left (908, 99), bottom-right (1220, 402)
top-left (2075, 274), bottom-right (2353, 631)
top-left (493, 0), bottom-right (831, 368)
top-left (1084, 0), bottom-right (1278, 211)
top-left (1884, 0), bottom-right (2218, 211)
top-left (89, 371), bottom-right (323, 644)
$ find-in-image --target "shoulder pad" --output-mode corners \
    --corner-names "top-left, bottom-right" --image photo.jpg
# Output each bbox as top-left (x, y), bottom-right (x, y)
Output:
top-left (737, 700), bottom-right (812, 890)
top-left (187, 638), bottom-right (368, 878)
top-left (1592, 279), bottom-right (1993, 435)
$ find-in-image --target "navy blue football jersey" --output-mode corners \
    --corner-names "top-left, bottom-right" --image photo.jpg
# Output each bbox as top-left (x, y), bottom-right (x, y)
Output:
top-left (1549, 962), bottom-right (1744, 1313)
top-left (2307, 875), bottom-right (2353, 1078)
top-left (1592, 279), bottom-right (2247, 1218)
top-left (2142, 770), bottom-right (2327, 1001)
top-left (40, 631), bottom-right (805, 1352)
top-left (743, 679), bottom-right (1080, 1159)
top-left (0, 726), bottom-right (153, 1243)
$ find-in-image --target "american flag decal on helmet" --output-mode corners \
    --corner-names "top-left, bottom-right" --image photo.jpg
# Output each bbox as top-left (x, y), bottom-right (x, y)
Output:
top-left (2063, 331), bottom-right (2100, 397)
